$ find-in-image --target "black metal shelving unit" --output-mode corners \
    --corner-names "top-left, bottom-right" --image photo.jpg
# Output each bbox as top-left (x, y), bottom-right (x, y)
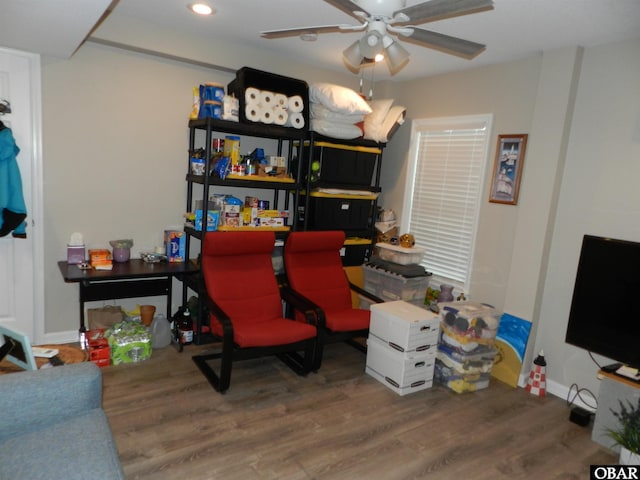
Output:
top-left (183, 118), bottom-right (307, 344)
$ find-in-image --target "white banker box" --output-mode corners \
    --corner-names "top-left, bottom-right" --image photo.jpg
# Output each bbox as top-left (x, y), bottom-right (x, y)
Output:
top-left (369, 300), bottom-right (439, 352)
top-left (366, 335), bottom-right (436, 396)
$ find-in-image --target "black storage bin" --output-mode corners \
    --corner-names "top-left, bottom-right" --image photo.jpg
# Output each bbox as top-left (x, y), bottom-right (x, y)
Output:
top-left (340, 238), bottom-right (373, 266)
top-left (227, 66), bottom-right (309, 131)
top-left (312, 142), bottom-right (380, 187)
top-left (299, 192), bottom-right (376, 231)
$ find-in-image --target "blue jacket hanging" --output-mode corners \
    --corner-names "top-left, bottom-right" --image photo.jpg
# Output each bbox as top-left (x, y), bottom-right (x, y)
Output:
top-left (0, 124), bottom-right (27, 238)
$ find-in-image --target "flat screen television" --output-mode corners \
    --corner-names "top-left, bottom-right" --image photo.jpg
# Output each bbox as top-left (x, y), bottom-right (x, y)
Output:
top-left (565, 234), bottom-right (640, 369)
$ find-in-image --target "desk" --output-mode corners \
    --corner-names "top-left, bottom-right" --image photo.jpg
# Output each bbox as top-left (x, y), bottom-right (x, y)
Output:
top-left (58, 259), bottom-right (199, 338)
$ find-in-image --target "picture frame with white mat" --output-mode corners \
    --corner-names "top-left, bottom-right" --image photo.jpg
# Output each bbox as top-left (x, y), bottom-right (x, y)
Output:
top-left (0, 324), bottom-right (37, 371)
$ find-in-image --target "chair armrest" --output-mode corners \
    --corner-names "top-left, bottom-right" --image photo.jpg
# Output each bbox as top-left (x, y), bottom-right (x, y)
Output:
top-left (349, 282), bottom-right (385, 304)
top-left (280, 285), bottom-right (326, 328)
top-left (0, 362), bottom-right (102, 441)
top-left (203, 294), bottom-right (234, 343)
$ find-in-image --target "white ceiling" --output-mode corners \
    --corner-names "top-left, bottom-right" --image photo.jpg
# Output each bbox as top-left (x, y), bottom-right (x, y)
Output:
top-left (1, 0), bottom-right (640, 82)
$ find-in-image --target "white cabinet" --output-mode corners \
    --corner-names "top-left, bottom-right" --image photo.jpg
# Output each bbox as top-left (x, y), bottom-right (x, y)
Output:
top-left (592, 372), bottom-right (640, 453)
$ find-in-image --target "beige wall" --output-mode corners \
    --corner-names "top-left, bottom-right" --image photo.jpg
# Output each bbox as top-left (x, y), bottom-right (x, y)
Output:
top-left (42, 15), bottom-right (357, 335)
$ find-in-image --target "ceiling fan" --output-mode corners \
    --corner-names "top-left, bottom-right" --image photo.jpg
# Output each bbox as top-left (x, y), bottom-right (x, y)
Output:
top-left (261, 0), bottom-right (494, 73)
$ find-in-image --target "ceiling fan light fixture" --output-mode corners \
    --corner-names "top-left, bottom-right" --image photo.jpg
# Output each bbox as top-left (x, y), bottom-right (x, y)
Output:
top-left (359, 30), bottom-right (384, 60)
top-left (343, 40), bottom-right (364, 67)
top-left (385, 40), bottom-right (410, 71)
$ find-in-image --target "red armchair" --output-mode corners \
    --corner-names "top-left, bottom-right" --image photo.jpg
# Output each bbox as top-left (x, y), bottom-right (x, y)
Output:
top-left (283, 230), bottom-right (382, 370)
top-left (192, 231), bottom-right (317, 393)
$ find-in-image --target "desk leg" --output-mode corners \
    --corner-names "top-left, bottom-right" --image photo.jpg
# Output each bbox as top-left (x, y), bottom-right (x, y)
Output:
top-left (79, 285), bottom-right (87, 349)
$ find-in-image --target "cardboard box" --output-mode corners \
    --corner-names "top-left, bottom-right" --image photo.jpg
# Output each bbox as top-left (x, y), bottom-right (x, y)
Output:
top-left (222, 204), bottom-right (241, 227)
top-left (164, 230), bottom-right (186, 263)
top-left (86, 329), bottom-right (110, 368)
top-left (366, 334), bottom-right (436, 396)
top-left (257, 165), bottom-right (288, 178)
top-left (369, 300), bottom-right (440, 352)
top-left (88, 249), bottom-right (112, 269)
top-left (195, 209), bottom-right (220, 231)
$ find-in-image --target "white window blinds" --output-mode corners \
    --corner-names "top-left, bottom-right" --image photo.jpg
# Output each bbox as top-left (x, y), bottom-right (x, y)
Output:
top-left (402, 115), bottom-right (492, 290)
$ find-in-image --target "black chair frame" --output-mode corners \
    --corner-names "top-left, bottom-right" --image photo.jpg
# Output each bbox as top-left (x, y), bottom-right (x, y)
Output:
top-left (192, 286), bottom-right (321, 394)
top-left (281, 279), bottom-right (384, 371)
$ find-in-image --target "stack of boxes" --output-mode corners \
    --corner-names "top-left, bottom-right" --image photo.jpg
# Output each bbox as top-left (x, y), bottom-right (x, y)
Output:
top-left (365, 300), bottom-right (440, 396)
top-left (362, 243), bottom-right (431, 308)
top-left (434, 301), bottom-right (502, 393)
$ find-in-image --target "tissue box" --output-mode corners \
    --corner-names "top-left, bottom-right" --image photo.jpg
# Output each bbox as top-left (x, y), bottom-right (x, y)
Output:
top-left (67, 244), bottom-right (86, 264)
top-left (164, 230), bottom-right (186, 263)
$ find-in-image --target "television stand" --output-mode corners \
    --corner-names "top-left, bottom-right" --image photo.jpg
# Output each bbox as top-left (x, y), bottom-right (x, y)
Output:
top-left (601, 362), bottom-right (623, 373)
top-left (592, 370), bottom-right (640, 453)
top-left (614, 365), bottom-right (640, 384)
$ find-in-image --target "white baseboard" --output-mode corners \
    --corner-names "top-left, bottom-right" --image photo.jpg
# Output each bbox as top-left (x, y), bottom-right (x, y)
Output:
top-left (515, 373), bottom-right (596, 413)
top-left (41, 330), bottom-right (82, 346)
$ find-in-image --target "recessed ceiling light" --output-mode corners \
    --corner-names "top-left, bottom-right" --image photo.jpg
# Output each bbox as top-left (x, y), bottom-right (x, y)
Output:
top-left (189, 3), bottom-right (214, 15)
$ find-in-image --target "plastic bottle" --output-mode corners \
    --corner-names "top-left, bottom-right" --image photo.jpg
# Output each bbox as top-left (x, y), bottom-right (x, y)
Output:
top-left (151, 314), bottom-right (171, 349)
top-left (178, 307), bottom-right (193, 345)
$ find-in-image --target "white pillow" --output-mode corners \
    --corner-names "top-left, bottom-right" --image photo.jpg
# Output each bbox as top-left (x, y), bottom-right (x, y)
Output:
top-left (364, 104), bottom-right (406, 142)
top-left (310, 118), bottom-right (364, 139)
top-left (364, 99), bottom-right (394, 141)
top-left (310, 103), bottom-right (365, 123)
top-left (309, 83), bottom-right (372, 115)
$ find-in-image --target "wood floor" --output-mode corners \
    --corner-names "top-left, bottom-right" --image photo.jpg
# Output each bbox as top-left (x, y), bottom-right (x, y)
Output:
top-left (101, 341), bottom-right (616, 480)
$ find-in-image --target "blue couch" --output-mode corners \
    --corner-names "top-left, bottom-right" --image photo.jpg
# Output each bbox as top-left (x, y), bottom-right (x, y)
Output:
top-left (0, 362), bottom-right (125, 479)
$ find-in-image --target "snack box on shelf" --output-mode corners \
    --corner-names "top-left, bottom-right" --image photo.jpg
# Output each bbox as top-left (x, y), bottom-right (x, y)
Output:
top-left (363, 263), bottom-right (431, 303)
top-left (375, 243), bottom-right (426, 265)
top-left (438, 301), bottom-right (501, 346)
top-left (369, 300), bottom-right (439, 353)
top-left (365, 335), bottom-right (435, 396)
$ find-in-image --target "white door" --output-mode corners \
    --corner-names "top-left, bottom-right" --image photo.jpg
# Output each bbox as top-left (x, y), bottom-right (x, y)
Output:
top-left (0, 48), bottom-right (43, 342)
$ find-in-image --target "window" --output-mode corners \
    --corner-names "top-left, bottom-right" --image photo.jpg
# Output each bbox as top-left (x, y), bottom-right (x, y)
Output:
top-left (401, 114), bottom-right (493, 292)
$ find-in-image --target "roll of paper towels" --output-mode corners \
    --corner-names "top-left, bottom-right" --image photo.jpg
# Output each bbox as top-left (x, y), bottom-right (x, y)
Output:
top-left (286, 112), bottom-right (305, 129)
top-left (274, 93), bottom-right (288, 109)
top-left (273, 107), bottom-right (288, 126)
top-left (288, 95), bottom-right (304, 113)
top-left (260, 90), bottom-right (275, 107)
top-left (260, 107), bottom-right (275, 124)
top-left (245, 87), bottom-right (261, 104)
top-left (245, 104), bottom-right (262, 123)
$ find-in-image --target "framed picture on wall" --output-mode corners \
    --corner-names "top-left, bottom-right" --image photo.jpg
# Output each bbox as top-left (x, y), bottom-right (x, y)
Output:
top-left (489, 134), bottom-right (528, 205)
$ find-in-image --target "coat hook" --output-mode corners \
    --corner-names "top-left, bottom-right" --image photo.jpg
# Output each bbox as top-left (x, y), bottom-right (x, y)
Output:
top-left (0, 99), bottom-right (11, 115)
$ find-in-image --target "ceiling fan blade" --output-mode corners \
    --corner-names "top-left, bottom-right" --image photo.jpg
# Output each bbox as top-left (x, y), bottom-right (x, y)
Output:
top-left (324, 0), bottom-right (370, 19)
top-left (261, 25), bottom-right (349, 39)
top-left (402, 27), bottom-right (486, 59)
top-left (394, 0), bottom-right (493, 25)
